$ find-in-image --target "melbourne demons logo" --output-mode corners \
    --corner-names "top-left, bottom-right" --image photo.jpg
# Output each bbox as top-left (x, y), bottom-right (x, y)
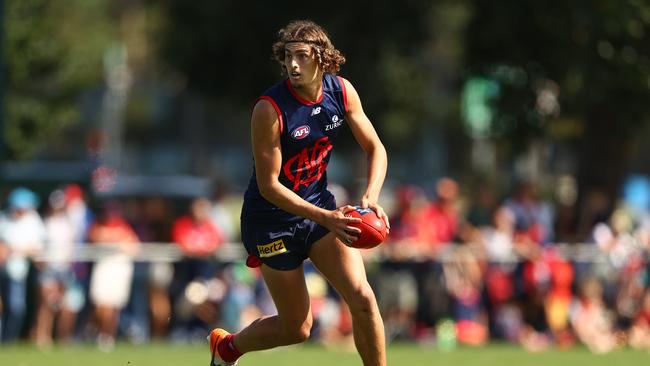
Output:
top-left (283, 136), bottom-right (333, 191)
top-left (291, 125), bottom-right (310, 140)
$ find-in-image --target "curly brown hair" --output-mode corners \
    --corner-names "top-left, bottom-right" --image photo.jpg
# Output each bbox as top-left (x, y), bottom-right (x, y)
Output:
top-left (272, 20), bottom-right (346, 75)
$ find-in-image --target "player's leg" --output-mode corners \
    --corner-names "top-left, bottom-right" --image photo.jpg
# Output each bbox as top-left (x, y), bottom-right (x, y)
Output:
top-left (309, 233), bottom-right (386, 366)
top-left (233, 264), bottom-right (313, 351)
top-left (209, 263), bottom-right (312, 364)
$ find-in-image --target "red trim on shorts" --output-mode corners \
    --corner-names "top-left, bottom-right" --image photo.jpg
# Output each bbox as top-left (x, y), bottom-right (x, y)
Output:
top-left (255, 96), bottom-right (283, 134)
top-left (285, 79), bottom-right (323, 105)
top-left (337, 76), bottom-right (349, 113)
top-left (246, 254), bottom-right (262, 268)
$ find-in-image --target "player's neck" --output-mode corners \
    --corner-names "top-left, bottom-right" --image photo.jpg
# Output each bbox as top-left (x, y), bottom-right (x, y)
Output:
top-left (292, 78), bottom-right (323, 102)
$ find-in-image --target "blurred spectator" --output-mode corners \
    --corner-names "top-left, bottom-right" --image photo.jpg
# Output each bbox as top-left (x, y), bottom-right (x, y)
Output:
top-left (480, 206), bottom-right (517, 264)
top-left (137, 197), bottom-right (174, 339)
top-left (119, 198), bottom-right (157, 344)
top-left (478, 206), bottom-right (520, 341)
top-left (639, 216), bottom-right (650, 250)
top-left (614, 252), bottom-right (646, 331)
top-left (387, 185), bottom-right (434, 256)
top-left (542, 250), bottom-right (574, 348)
top-left (628, 289), bottom-right (650, 350)
top-left (375, 262), bottom-right (417, 342)
top-left (88, 201), bottom-right (139, 351)
top-left (0, 187), bottom-right (45, 343)
top-left (592, 207), bottom-right (644, 311)
top-left (379, 185), bottom-right (426, 341)
top-left (412, 177), bottom-right (462, 339)
top-left (519, 248), bottom-right (552, 349)
top-left (170, 197), bottom-right (224, 339)
top-left (503, 185), bottom-right (561, 350)
top-left (423, 177), bottom-right (461, 247)
top-left (62, 184), bottom-right (94, 338)
top-left (593, 208), bottom-right (639, 270)
top-left (172, 198), bottom-right (223, 258)
top-left (442, 246), bottom-right (488, 345)
top-left (569, 277), bottom-right (617, 353)
top-left (34, 190), bottom-right (82, 347)
top-left (220, 264), bottom-right (260, 333)
top-left (495, 183), bottom-right (559, 351)
top-left (504, 181), bottom-right (554, 244)
top-left (64, 184), bottom-right (93, 248)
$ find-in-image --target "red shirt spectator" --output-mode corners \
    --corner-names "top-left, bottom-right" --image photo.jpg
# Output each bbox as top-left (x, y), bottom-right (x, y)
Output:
top-left (422, 201), bottom-right (458, 244)
top-left (172, 198), bottom-right (223, 256)
top-left (422, 177), bottom-right (460, 246)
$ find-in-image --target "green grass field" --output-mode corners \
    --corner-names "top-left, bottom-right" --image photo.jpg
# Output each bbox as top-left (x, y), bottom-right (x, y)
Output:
top-left (0, 342), bottom-right (648, 366)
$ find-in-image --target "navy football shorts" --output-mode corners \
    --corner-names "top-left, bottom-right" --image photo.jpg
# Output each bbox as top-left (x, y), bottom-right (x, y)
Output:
top-left (241, 193), bottom-right (336, 271)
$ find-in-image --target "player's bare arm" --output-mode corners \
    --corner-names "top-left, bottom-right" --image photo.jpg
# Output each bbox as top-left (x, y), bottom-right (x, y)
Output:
top-left (251, 98), bottom-right (361, 242)
top-left (341, 77), bottom-right (390, 231)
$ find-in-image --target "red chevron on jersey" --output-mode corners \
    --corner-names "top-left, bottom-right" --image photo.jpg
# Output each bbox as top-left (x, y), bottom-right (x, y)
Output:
top-left (283, 136), bottom-right (333, 191)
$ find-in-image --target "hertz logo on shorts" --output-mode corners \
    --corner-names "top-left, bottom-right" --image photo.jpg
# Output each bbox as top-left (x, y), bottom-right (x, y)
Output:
top-left (257, 239), bottom-right (287, 258)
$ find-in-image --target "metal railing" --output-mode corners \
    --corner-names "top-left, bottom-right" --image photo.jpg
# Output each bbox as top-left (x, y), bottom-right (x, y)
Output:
top-left (30, 241), bottom-right (637, 264)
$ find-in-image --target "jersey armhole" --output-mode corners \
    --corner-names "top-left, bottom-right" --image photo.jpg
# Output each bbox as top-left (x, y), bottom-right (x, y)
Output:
top-left (336, 76), bottom-right (349, 113)
top-left (254, 96), bottom-right (284, 135)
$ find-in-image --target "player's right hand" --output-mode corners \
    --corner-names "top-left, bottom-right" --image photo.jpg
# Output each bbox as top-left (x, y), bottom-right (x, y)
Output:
top-left (321, 205), bottom-right (362, 246)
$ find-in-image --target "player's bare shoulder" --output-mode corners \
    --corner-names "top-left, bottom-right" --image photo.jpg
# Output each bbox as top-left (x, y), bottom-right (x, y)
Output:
top-left (251, 98), bottom-right (279, 127)
top-left (338, 77), bottom-right (363, 113)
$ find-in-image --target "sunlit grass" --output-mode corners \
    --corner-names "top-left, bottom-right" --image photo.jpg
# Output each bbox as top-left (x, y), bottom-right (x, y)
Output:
top-left (0, 342), bottom-right (648, 366)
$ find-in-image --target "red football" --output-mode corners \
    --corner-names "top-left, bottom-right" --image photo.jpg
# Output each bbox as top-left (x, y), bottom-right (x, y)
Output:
top-left (345, 207), bottom-right (388, 249)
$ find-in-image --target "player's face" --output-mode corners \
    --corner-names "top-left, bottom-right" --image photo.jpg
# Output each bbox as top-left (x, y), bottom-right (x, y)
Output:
top-left (284, 43), bottom-right (321, 87)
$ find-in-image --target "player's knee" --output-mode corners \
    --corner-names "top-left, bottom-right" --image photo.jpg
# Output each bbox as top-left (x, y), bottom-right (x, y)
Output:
top-left (280, 315), bottom-right (312, 344)
top-left (347, 283), bottom-right (377, 315)
top-left (283, 322), bottom-right (312, 344)
top-left (294, 323), bottom-right (312, 343)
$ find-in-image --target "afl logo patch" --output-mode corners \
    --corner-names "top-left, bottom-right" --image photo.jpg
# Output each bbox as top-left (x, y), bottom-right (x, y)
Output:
top-left (291, 125), bottom-right (311, 140)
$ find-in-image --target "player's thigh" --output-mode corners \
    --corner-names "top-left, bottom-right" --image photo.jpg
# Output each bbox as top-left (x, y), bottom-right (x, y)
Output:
top-left (308, 233), bottom-right (372, 303)
top-left (260, 264), bottom-right (312, 326)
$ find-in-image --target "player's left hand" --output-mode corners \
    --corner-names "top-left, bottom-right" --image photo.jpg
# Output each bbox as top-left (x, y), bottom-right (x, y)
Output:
top-left (360, 197), bottom-right (390, 235)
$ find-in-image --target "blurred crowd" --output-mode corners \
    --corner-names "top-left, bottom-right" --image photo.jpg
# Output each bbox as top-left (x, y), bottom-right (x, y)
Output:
top-left (377, 177), bottom-right (650, 353)
top-left (1, 176), bottom-right (650, 353)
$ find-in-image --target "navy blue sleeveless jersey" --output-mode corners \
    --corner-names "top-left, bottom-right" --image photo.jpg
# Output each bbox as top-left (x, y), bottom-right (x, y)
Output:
top-left (242, 73), bottom-right (348, 223)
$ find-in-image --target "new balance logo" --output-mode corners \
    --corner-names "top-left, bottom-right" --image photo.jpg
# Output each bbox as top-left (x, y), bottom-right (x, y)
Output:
top-left (311, 107), bottom-right (322, 116)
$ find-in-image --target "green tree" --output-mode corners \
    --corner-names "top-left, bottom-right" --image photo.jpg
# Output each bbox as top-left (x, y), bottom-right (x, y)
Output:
top-left (464, 0), bottom-right (650, 198)
top-left (4, 0), bottom-right (114, 160)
